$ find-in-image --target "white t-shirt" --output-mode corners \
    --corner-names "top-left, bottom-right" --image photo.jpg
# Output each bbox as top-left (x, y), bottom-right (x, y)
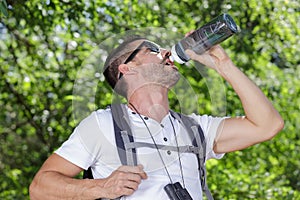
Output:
top-left (55, 106), bottom-right (225, 200)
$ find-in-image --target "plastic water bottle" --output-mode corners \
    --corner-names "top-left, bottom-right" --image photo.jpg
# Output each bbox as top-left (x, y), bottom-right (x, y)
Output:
top-left (170, 13), bottom-right (239, 64)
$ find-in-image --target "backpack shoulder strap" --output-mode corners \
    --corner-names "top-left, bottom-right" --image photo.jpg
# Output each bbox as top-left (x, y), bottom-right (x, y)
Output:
top-left (169, 110), bottom-right (206, 157)
top-left (111, 103), bottom-right (137, 166)
top-left (83, 104), bottom-right (131, 200)
top-left (83, 103), bottom-right (136, 179)
top-left (170, 111), bottom-right (214, 200)
top-left (83, 167), bottom-right (94, 179)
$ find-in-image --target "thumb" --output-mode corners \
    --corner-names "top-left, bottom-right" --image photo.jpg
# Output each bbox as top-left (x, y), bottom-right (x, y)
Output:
top-left (136, 164), bottom-right (148, 179)
top-left (185, 49), bottom-right (198, 60)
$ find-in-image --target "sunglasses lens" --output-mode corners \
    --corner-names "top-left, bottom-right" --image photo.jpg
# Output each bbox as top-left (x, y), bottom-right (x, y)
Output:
top-left (124, 41), bottom-right (161, 65)
top-left (144, 42), bottom-right (160, 53)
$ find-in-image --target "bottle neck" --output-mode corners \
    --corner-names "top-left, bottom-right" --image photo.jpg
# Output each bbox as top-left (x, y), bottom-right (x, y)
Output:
top-left (170, 44), bottom-right (190, 64)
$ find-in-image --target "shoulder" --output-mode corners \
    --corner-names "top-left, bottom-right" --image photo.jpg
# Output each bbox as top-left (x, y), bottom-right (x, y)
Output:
top-left (95, 107), bottom-right (113, 123)
top-left (73, 108), bottom-right (115, 158)
top-left (78, 107), bottom-right (112, 129)
top-left (75, 107), bottom-right (114, 141)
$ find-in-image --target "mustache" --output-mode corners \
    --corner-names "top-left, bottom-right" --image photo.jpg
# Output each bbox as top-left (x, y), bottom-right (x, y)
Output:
top-left (160, 51), bottom-right (172, 65)
top-left (160, 56), bottom-right (168, 65)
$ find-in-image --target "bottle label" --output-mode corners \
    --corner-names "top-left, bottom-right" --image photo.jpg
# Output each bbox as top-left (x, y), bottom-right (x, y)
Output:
top-left (186, 14), bottom-right (236, 54)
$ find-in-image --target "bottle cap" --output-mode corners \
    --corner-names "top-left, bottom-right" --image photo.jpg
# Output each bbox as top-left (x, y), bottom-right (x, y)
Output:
top-left (170, 45), bottom-right (186, 64)
top-left (224, 13), bottom-right (239, 33)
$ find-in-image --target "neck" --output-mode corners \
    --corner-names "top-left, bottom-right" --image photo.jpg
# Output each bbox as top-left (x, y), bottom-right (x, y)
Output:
top-left (128, 86), bottom-right (170, 122)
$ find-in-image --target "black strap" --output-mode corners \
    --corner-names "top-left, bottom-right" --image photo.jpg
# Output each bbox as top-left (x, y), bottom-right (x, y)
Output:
top-left (83, 167), bottom-right (94, 179)
top-left (170, 111), bottom-right (213, 200)
top-left (113, 118), bottom-right (127, 165)
top-left (111, 104), bottom-right (137, 166)
top-left (82, 167), bottom-right (102, 200)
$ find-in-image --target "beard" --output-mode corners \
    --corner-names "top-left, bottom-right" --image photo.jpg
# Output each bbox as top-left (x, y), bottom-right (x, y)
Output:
top-left (138, 63), bottom-right (180, 89)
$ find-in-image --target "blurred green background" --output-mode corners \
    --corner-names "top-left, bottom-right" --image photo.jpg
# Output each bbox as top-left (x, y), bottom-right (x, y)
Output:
top-left (0, 0), bottom-right (299, 199)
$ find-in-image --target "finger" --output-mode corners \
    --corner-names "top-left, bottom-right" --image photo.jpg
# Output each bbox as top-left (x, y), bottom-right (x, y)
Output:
top-left (185, 49), bottom-right (209, 63)
top-left (124, 172), bottom-right (142, 184)
top-left (114, 178), bottom-right (140, 196)
top-left (124, 179), bottom-right (140, 191)
top-left (121, 186), bottom-right (136, 196)
top-left (185, 49), bottom-right (198, 60)
top-left (108, 174), bottom-right (139, 193)
top-left (117, 165), bottom-right (142, 173)
top-left (117, 165), bottom-right (147, 179)
top-left (208, 45), bottom-right (230, 62)
top-left (209, 44), bottom-right (222, 51)
top-left (185, 30), bottom-right (195, 37)
top-left (111, 183), bottom-right (135, 197)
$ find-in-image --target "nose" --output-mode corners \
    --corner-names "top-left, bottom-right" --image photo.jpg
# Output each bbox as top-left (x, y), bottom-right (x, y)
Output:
top-left (159, 49), bottom-right (172, 65)
top-left (161, 49), bottom-right (171, 59)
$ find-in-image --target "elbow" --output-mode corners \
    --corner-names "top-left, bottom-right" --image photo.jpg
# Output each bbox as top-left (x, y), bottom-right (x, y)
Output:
top-left (277, 116), bottom-right (285, 132)
top-left (264, 115), bottom-right (285, 141)
top-left (271, 115), bottom-right (285, 137)
top-left (29, 178), bottom-right (40, 200)
top-left (29, 182), bottom-right (36, 200)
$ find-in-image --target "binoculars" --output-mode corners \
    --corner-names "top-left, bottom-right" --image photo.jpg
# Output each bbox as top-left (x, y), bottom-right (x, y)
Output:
top-left (164, 182), bottom-right (193, 200)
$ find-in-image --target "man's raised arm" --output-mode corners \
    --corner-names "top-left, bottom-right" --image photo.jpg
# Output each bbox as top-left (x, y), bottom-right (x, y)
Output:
top-left (186, 46), bottom-right (284, 153)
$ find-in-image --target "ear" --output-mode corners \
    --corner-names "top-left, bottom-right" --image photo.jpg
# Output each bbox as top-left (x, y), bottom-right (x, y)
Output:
top-left (118, 64), bottom-right (129, 74)
top-left (118, 64), bottom-right (137, 75)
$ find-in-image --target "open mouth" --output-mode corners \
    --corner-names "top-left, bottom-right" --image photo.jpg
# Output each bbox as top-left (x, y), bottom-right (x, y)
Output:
top-left (163, 58), bottom-right (174, 66)
top-left (160, 56), bottom-right (177, 70)
top-left (161, 56), bottom-right (173, 65)
top-left (167, 61), bottom-right (178, 71)
top-left (163, 59), bottom-right (178, 71)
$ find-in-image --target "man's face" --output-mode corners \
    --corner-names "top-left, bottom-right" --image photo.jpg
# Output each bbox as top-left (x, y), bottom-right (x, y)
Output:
top-left (125, 40), bottom-right (175, 67)
top-left (123, 40), bottom-right (180, 88)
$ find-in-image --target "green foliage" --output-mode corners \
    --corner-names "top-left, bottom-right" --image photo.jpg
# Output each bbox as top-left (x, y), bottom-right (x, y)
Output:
top-left (0, 0), bottom-right (8, 17)
top-left (0, 0), bottom-right (299, 199)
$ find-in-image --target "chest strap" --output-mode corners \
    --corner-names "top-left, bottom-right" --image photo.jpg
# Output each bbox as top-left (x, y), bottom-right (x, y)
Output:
top-left (122, 134), bottom-right (204, 155)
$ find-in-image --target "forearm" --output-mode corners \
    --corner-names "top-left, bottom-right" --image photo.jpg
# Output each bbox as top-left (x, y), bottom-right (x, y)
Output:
top-left (30, 171), bottom-right (106, 200)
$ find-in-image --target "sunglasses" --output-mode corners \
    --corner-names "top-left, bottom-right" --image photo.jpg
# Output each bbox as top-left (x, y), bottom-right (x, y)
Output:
top-left (119, 41), bottom-right (161, 79)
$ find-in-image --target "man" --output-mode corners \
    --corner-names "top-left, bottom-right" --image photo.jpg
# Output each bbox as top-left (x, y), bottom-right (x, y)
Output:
top-left (29, 36), bottom-right (284, 199)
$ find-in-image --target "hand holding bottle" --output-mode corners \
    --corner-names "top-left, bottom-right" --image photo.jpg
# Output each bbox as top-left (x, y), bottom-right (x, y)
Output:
top-left (185, 45), bottom-right (233, 74)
